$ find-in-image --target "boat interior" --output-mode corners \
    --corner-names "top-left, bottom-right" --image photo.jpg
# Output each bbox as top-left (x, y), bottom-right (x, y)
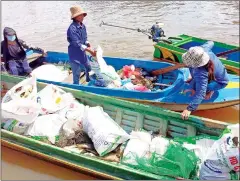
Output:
top-left (9, 51), bottom-right (182, 93)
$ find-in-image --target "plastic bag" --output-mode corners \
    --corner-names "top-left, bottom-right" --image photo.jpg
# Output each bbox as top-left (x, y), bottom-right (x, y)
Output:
top-left (57, 100), bottom-right (85, 139)
top-left (37, 84), bottom-right (75, 114)
top-left (31, 64), bottom-right (69, 82)
top-left (82, 106), bottom-right (129, 156)
top-left (1, 119), bottom-right (29, 135)
top-left (95, 46), bottom-right (121, 81)
top-left (122, 131), bottom-right (200, 179)
top-left (25, 114), bottom-right (67, 144)
top-left (1, 99), bottom-right (41, 125)
top-left (199, 129), bottom-right (240, 180)
top-left (122, 130), bottom-right (152, 166)
top-left (2, 76), bottom-right (37, 103)
top-left (150, 136), bottom-right (170, 155)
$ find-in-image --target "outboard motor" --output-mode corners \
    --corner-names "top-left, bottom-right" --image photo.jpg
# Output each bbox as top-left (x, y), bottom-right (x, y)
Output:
top-left (150, 22), bottom-right (166, 42)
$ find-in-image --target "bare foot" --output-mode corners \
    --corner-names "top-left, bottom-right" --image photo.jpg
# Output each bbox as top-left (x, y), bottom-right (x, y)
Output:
top-left (205, 91), bottom-right (214, 100)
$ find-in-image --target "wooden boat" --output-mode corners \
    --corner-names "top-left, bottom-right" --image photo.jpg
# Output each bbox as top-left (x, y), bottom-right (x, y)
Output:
top-left (153, 34), bottom-right (240, 75)
top-left (1, 74), bottom-right (232, 180)
top-left (13, 50), bottom-right (238, 111)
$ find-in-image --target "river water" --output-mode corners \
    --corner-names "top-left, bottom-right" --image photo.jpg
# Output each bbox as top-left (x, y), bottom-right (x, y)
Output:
top-left (1, 1), bottom-right (239, 180)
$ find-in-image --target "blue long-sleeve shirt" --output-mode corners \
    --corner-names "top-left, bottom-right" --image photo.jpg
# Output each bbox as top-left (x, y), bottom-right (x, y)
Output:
top-left (187, 41), bottom-right (229, 111)
top-left (67, 21), bottom-right (89, 64)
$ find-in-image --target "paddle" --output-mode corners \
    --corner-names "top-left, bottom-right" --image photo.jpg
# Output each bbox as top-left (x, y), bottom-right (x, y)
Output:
top-left (151, 62), bottom-right (186, 76)
top-left (151, 46), bottom-right (240, 76)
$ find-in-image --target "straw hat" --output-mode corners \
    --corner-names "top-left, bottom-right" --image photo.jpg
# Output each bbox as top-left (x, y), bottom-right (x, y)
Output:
top-left (182, 46), bottom-right (210, 68)
top-left (70, 5), bottom-right (87, 19)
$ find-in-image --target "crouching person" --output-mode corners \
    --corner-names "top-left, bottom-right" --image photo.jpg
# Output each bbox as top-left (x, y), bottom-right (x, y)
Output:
top-left (200, 124), bottom-right (239, 180)
top-left (1, 27), bottom-right (45, 76)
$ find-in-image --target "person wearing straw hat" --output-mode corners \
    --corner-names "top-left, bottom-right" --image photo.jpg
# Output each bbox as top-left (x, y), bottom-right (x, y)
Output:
top-left (67, 5), bottom-right (96, 84)
top-left (181, 41), bottom-right (229, 120)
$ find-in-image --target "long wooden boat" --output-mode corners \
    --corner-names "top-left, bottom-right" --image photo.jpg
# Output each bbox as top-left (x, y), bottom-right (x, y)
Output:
top-left (153, 34), bottom-right (240, 75)
top-left (1, 74), bottom-right (232, 180)
top-left (21, 51), bottom-right (240, 111)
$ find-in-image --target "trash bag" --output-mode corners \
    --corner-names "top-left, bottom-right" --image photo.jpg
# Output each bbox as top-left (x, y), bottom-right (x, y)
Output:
top-left (82, 106), bottom-right (129, 156)
top-left (1, 119), bottom-right (29, 135)
top-left (89, 46), bottom-right (121, 87)
top-left (57, 100), bottom-right (85, 139)
top-left (199, 124), bottom-right (240, 180)
top-left (1, 98), bottom-right (41, 125)
top-left (121, 130), bottom-right (200, 179)
top-left (122, 130), bottom-right (152, 166)
top-left (37, 84), bottom-right (75, 115)
top-left (2, 76), bottom-right (37, 103)
top-left (25, 114), bottom-right (67, 144)
top-left (31, 64), bottom-right (69, 82)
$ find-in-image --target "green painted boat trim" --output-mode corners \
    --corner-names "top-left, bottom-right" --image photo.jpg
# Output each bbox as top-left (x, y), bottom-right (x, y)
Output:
top-left (1, 73), bottom-right (232, 180)
top-left (154, 34), bottom-right (239, 74)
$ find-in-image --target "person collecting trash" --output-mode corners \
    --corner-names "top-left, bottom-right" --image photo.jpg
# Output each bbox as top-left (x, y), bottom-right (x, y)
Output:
top-left (199, 124), bottom-right (240, 180)
top-left (67, 5), bottom-right (96, 84)
top-left (181, 41), bottom-right (229, 120)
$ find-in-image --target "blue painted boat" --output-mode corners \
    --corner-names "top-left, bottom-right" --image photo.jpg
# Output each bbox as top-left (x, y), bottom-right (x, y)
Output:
top-left (3, 50), bottom-right (239, 111)
top-left (20, 51), bottom-right (237, 111)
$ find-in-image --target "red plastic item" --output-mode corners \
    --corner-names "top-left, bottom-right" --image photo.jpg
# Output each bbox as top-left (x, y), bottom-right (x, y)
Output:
top-left (122, 65), bottom-right (140, 78)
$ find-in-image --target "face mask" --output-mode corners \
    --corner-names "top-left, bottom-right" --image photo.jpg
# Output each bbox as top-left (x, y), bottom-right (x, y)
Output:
top-left (6, 35), bottom-right (16, 41)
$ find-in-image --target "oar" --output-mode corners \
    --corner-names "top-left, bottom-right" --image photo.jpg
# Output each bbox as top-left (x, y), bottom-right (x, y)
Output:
top-left (151, 63), bottom-right (186, 76)
top-left (151, 46), bottom-right (240, 76)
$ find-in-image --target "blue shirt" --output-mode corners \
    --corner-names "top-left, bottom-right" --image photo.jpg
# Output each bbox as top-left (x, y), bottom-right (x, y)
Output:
top-left (187, 41), bottom-right (229, 111)
top-left (67, 21), bottom-right (89, 64)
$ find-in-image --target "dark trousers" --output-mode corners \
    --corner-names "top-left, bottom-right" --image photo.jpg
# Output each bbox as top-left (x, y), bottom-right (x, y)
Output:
top-left (8, 59), bottom-right (32, 75)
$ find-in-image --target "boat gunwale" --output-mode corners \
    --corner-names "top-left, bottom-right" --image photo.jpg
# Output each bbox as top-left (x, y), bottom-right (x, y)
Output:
top-left (1, 73), bottom-right (231, 130)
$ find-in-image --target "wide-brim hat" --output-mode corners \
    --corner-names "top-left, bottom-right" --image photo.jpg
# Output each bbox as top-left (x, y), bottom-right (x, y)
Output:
top-left (182, 46), bottom-right (210, 68)
top-left (70, 5), bottom-right (87, 19)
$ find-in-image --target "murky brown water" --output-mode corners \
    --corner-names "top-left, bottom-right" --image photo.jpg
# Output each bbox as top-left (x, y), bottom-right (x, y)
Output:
top-left (1, 1), bottom-right (239, 180)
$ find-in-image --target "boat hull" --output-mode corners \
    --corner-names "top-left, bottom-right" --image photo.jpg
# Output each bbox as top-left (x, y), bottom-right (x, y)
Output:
top-left (1, 73), bottom-right (231, 180)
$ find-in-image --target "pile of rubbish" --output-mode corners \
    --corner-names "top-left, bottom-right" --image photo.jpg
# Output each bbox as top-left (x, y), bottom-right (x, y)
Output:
top-left (88, 46), bottom-right (160, 92)
top-left (1, 76), bottom-right (239, 179)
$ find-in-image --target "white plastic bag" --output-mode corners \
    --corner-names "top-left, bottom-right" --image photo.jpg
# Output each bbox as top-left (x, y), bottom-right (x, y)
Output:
top-left (200, 131), bottom-right (240, 180)
top-left (150, 136), bottom-right (170, 155)
top-left (2, 76), bottom-right (37, 103)
top-left (57, 100), bottom-right (85, 139)
top-left (122, 130), bottom-right (152, 166)
top-left (1, 119), bottom-right (29, 135)
top-left (1, 99), bottom-right (41, 125)
top-left (82, 106), bottom-right (129, 156)
top-left (37, 84), bottom-right (75, 114)
top-left (95, 46), bottom-right (121, 81)
top-left (26, 114), bottom-right (67, 144)
top-left (31, 64), bottom-right (69, 82)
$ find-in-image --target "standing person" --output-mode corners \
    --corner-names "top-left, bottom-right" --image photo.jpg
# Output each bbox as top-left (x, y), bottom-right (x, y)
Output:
top-left (181, 41), bottom-right (229, 120)
top-left (1, 27), bottom-right (45, 76)
top-left (67, 5), bottom-right (96, 84)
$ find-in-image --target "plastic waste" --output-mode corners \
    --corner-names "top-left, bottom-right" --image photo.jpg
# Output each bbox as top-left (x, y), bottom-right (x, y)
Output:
top-left (37, 84), bottom-right (75, 115)
top-left (57, 100), bottom-right (85, 139)
top-left (1, 76), bottom-right (37, 103)
top-left (1, 119), bottom-right (29, 135)
top-left (26, 114), bottom-right (68, 144)
top-left (82, 106), bottom-right (129, 156)
top-left (1, 98), bottom-right (41, 125)
top-left (31, 64), bottom-right (69, 82)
